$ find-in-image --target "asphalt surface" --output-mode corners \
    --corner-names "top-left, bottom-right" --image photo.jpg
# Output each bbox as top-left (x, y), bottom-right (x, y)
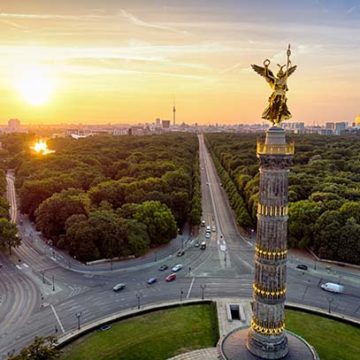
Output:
top-left (0, 135), bottom-right (359, 359)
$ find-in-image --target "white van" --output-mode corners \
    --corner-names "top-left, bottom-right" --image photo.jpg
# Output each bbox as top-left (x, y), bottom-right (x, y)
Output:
top-left (320, 282), bottom-right (344, 294)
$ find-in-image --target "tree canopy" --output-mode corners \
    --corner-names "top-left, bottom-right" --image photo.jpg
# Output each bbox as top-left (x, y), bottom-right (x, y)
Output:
top-left (206, 133), bottom-right (360, 265)
top-left (4, 133), bottom-right (201, 262)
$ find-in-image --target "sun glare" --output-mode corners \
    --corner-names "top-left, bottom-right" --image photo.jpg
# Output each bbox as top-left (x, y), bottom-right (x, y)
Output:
top-left (16, 67), bottom-right (54, 106)
top-left (31, 140), bottom-right (55, 155)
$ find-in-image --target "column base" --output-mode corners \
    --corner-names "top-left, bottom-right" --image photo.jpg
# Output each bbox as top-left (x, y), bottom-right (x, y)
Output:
top-left (247, 329), bottom-right (288, 359)
top-left (220, 327), bottom-right (319, 360)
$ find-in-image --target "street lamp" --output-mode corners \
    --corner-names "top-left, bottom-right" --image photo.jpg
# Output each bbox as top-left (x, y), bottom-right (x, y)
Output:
top-left (136, 292), bottom-right (141, 310)
top-left (180, 289), bottom-right (184, 302)
top-left (250, 229), bottom-right (255, 240)
top-left (326, 297), bottom-right (334, 314)
top-left (41, 270), bottom-right (46, 284)
top-left (75, 312), bottom-right (82, 330)
top-left (200, 284), bottom-right (206, 300)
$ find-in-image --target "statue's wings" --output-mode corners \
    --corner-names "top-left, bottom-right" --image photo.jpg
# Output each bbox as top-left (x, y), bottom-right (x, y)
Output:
top-left (286, 65), bottom-right (297, 78)
top-left (251, 64), bottom-right (275, 86)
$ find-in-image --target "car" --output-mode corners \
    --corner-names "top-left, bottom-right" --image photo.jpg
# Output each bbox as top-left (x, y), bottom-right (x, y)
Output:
top-left (296, 264), bottom-right (308, 270)
top-left (177, 250), bottom-right (185, 257)
top-left (206, 225), bottom-right (211, 232)
top-left (321, 282), bottom-right (344, 293)
top-left (147, 277), bottom-right (157, 285)
top-left (158, 264), bottom-right (168, 271)
top-left (206, 182), bottom-right (209, 185)
top-left (201, 220), bottom-right (206, 227)
top-left (205, 232), bottom-right (211, 239)
top-left (98, 324), bottom-right (112, 331)
top-left (200, 241), bottom-right (206, 250)
top-left (212, 226), bottom-right (216, 232)
top-left (194, 241), bottom-right (200, 248)
top-left (165, 273), bottom-right (176, 282)
top-left (171, 264), bottom-right (183, 272)
top-left (112, 283), bottom-right (126, 292)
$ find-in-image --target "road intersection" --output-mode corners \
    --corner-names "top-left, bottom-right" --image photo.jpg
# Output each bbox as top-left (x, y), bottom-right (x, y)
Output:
top-left (1, 135), bottom-right (359, 358)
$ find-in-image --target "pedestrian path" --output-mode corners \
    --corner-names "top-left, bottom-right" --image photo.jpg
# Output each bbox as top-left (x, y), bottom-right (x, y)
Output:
top-left (168, 348), bottom-right (220, 360)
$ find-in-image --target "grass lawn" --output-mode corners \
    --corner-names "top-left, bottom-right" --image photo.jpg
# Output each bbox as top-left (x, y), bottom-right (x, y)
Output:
top-left (61, 305), bottom-right (359, 360)
top-left (286, 310), bottom-right (360, 360)
top-left (61, 304), bottom-right (219, 360)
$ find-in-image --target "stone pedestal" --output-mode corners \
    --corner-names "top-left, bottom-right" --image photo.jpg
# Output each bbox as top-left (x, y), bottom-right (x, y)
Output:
top-left (221, 328), bottom-right (319, 360)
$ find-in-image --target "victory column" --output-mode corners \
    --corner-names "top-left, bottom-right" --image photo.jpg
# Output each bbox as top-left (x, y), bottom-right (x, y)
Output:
top-left (220, 46), bottom-right (319, 360)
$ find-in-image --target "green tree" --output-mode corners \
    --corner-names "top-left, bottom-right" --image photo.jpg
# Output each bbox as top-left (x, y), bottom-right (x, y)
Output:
top-left (288, 200), bottom-right (321, 248)
top-left (88, 180), bottom-right (126, 208)
top-left (88, 209), bottom-right (127, 258)
top-left (0, 196), bottom-right (10, 219)
top-left (338, 218), bottom-right (360, 264)
top-left (35, 189), bottom-right (89, 241)
top-left (314, 210), bottom-right (343, 259)
top-left (126, 219), bottom-right (150, 256)
top-left (8, 336), bottom-right (60, 360)
top-left (0, 218), bottom-right (20, 255)
top-left (65, 215), bottom-right (100, 262)
top-left (134, 200), bottom-right (177, 245)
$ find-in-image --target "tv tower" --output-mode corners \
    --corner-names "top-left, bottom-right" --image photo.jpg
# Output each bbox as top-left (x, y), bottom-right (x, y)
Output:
top-left (172, 99), bottom-right (176, 127)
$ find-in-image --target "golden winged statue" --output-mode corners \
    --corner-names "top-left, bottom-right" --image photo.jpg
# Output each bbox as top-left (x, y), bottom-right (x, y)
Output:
top-left (252, 45), bottom-right (297, 126)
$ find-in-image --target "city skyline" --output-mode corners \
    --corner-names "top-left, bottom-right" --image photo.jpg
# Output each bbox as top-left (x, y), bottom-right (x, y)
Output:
top-left (0, 0), bottom-right (359, 125)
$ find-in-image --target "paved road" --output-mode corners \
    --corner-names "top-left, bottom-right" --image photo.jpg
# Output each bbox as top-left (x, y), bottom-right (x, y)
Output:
top-left (1, 136), bottom-right (360, 358)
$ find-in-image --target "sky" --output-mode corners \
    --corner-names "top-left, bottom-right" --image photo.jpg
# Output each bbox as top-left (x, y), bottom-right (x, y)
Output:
top-left (0, 0), bottom-right (359, 125)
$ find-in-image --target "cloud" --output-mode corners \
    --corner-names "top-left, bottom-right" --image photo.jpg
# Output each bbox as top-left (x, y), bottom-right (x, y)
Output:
top-left (120, 9), bottom-right (188, 35)
top-left (0, 19), bottom-right (27, 30)
top-left (345, 5), bottom-right (359, 15)
top-left (0, 12), bottom-right (105, 20)
top-left (219, 63), bottom-right (244, 74)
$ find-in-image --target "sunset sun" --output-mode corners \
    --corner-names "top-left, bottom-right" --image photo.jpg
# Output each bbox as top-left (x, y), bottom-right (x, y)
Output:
top-left (16, 67), bottom-right (54, 106)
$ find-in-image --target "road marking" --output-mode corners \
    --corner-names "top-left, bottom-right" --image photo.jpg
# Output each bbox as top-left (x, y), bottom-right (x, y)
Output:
top-left (186, 277), bottom-right (195, 299)
top-left (246, 240), bottom-right (253, 247)
top-left (50, 304), bottom-right (65, 334)
top-left (23, 263), bottom-right (29, 268)
top-left (16, 265), bottom-right (22, 270)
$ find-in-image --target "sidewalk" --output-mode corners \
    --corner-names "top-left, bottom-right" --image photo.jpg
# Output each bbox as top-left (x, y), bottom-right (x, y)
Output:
top-left (168, 348), bottom-right (220, 360)
top-left (19, 215), bottom-right (192, 274)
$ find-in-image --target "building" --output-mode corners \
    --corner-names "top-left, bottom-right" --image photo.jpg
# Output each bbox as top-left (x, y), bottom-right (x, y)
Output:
top-left (8, 118), bottom-right (21, 132)
top-left (334, 122), bottom-right (347, 135)
top-left (325, 122), bottom-right (335, 131)
top-left (282, 122), bottom-right (304, 134)
top-left (162, 120), bottom-right (170, 129)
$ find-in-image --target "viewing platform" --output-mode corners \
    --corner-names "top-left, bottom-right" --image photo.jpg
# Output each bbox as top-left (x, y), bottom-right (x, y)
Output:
top-left (256, 141), bottom-right (295, 155)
